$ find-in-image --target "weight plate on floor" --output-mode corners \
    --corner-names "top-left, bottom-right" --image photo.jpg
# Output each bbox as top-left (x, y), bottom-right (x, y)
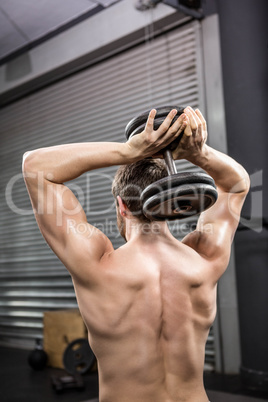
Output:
top-left (63, 338), bottom-right (95, 375)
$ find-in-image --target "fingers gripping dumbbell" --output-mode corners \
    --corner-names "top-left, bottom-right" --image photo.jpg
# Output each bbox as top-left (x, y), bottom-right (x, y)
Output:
top-left (125, 106), bottom-right (218, 221)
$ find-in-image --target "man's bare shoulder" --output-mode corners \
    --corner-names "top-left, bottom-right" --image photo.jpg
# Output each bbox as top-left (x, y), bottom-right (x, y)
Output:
top-left (182, 230), bottom-right (210, 254)
top-left (101, 235), bottom-right (207, 279)
top-left (182, 228), bottom-right (231, 284)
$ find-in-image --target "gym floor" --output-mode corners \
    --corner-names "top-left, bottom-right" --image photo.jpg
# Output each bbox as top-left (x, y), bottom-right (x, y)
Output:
top-left (1, 346), bottom-right (267, 402)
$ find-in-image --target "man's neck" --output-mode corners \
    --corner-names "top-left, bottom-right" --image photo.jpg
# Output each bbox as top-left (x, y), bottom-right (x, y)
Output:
top-left (125, 219), bottom-right (171, 243)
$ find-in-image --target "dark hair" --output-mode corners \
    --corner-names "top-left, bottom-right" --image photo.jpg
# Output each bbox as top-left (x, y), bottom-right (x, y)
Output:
top-left (112, 159), bottom-right (167, 222)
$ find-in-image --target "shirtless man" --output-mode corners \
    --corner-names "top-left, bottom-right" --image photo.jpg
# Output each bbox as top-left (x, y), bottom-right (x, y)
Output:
top-left (22, 106), bottom-right (249, 402)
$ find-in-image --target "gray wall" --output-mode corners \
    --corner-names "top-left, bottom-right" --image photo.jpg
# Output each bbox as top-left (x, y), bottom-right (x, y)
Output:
top-left (206, 0), bottom-right (268, 388)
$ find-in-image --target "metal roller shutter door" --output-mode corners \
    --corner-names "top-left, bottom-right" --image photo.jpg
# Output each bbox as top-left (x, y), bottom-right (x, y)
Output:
top-left (0, 20), bottom-right (215, 369)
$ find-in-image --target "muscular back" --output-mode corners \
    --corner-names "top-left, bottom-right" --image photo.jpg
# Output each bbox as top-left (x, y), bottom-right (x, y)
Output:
top-left (22, 106), bottom-right (249, 402)
top-left (74, 236), bottom-right (218, 402)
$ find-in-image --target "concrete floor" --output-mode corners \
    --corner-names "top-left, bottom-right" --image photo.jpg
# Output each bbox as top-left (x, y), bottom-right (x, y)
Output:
top-left (1, 346), bottom-right (267, 402)
top-left (82, 394), bottom-right (268, 402)
top-left (81, 393), bottom-right (268, 402)
top-left (206, 390), bottom-right (268, 402)
top-left (81, 392), bottom-right (268, 402)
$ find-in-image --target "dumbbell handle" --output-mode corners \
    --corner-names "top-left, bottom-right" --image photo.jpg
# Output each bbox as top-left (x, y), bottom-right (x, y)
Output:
top-left (162, 128), bottom-right (185, 175)
top-left (163, 149), bottom-right (177, 175)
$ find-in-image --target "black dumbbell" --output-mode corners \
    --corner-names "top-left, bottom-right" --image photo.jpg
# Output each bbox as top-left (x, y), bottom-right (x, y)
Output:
top-left (125, 106), bottom-right (218, 220)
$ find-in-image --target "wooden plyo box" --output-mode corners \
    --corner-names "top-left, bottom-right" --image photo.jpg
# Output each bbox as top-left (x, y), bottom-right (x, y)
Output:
top-left (43, 309), bottom-right (87, 369)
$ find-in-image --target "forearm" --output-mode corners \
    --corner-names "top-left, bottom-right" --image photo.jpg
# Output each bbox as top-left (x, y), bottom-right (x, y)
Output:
top-left (188, 145), bottom-right (250, 193)
top-left (23, 142), bottom-right (135, 183)
top-left (22, 109), bottom-right (187, 183)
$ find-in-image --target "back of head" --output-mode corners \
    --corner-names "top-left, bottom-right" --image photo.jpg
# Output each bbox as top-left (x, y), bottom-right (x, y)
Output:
top-left (112, 159), bottom-right (168, 222)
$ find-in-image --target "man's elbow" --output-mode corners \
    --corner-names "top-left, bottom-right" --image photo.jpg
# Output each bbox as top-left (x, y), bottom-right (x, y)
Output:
top-left (22, 150), bottom-right (40, 177)
top-left (232, 168), bottom-right (250, 194)
top-left (241, 169), bottom-right (250, 194)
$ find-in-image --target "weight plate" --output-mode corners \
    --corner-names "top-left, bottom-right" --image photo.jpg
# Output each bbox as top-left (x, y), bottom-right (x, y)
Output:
top-left (125, 105), bottom-right (185, 140)
top-left (142, 183), bottom-right (218, 220)
top-left (63, 338), bottom-right (95, 375)
top-left (124, 106), bottom-right (218, 221)
top-left (141, 173), bottom-right (217, 204)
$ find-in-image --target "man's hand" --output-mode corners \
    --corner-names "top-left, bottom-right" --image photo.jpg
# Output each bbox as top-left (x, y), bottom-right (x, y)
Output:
top-left (172, 106), bottom-right (207, 161)
top-left (126, 108), bottom-right (188, 160)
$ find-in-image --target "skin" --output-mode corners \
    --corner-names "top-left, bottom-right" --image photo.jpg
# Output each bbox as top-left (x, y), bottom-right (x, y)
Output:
top-left (23, 107), bottom-right (250, 402)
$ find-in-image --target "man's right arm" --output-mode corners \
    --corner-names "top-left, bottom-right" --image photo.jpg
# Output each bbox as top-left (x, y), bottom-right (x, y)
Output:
top-left (185, 144), bottom-right (249, 256)
top-left (179, 107), bottom-right (250, 280)
top-left (22, 108), bottom-right (187, 282)
top-left (189, 144), bottom-right (250, 195)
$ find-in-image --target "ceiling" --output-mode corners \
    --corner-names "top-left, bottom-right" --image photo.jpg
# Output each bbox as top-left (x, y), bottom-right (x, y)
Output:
top-left (0, 0), bottom-right (120, 64)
